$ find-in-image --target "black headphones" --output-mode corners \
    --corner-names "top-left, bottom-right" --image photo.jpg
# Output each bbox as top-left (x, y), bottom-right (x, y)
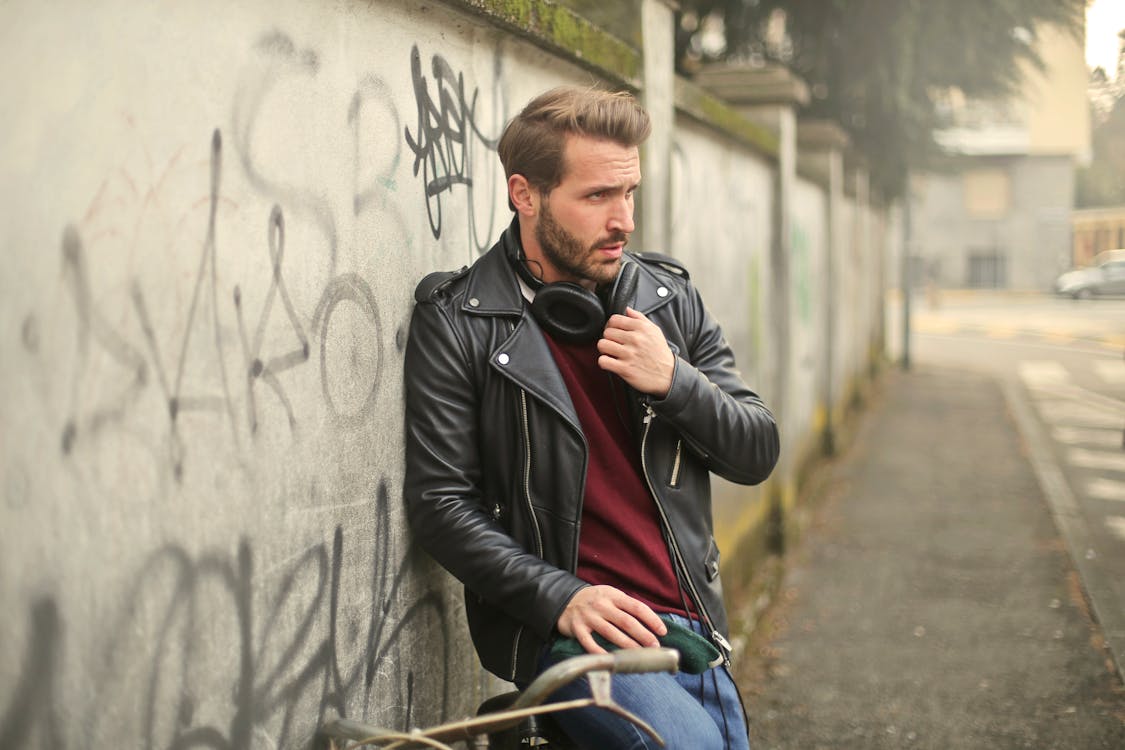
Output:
top-left (508, 244), bottom-right (639, 345)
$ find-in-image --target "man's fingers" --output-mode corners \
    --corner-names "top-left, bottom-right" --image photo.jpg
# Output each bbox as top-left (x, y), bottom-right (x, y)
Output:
top-left (603, 309), bottom-right (647, 335)
top-left (628, 601), bottom-right (669, 638)
top-left (593, 595), bottom-right (664, 649)
top-left (595, 617), bottom-right (655, 650)
top-left (577, 630), bottom-right (607, 655)
top-left (558, 585), bottom-right (666, 652)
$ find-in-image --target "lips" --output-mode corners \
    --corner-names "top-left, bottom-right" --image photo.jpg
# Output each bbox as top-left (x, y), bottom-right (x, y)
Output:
top-left (595, 233), bottom-right (628, 259)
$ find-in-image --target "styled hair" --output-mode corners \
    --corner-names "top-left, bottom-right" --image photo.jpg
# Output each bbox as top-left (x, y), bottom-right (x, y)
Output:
top-left (498, 86), bottom-right (651, 209)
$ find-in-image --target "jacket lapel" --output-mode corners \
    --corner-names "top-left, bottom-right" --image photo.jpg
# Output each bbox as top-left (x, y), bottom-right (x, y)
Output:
top-left (461, 224), bottom-right (582, 434)
top-left (457, 218), bottom-right (680, 435)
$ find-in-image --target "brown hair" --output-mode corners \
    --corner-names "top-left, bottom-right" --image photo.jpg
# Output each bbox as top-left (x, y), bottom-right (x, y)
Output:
top-left (498, 86), bottom-right (651, 209)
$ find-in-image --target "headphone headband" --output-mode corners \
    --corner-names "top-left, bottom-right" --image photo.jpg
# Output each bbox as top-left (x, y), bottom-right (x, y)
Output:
top-left (504, 227), bottom-right (638, 344)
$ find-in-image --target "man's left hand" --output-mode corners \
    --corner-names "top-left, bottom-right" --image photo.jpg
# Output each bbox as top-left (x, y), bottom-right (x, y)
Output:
top-left (597, 308), bottom-right (674, 398)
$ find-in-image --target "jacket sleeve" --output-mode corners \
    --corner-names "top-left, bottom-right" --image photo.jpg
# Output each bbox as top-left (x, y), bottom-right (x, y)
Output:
top-left (402, 299), bottom-right (586, 640)
top-left (650, 283), bottom-right (780, 485)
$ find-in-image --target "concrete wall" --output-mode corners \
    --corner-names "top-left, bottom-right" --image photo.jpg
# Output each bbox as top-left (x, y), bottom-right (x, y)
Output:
top-left (669, 117), bottom-right (774, 550)
top-left (0, 1), bottom-right (891, 747)
top-left (790, 177), bottom-right (827, 463)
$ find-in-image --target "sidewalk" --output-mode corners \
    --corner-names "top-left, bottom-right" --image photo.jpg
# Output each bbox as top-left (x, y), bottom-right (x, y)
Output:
top-left (738, 365), bottom-right (1125, 750)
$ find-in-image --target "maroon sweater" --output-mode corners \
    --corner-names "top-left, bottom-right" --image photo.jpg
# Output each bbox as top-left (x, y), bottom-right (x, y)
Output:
top-left (543, 335), bottom-right (689, 617)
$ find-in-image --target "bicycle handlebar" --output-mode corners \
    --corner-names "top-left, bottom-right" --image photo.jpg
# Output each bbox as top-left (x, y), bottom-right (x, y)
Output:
top-left (319, 647), bottom-right (681, 748)
top-left (512, 647), bottom-right (679, 710)
top-left (606, 647), bottom-right (681, 674)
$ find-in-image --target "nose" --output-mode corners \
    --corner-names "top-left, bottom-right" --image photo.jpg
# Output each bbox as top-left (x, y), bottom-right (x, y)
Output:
top-left (607, 195), bottom-right (634, 235)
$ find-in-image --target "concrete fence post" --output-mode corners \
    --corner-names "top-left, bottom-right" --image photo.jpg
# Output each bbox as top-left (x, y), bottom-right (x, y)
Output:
top-left (693, 63), bottom-right (809, 547)
top-left (640, 0), bottom-right (676, 252)
top-left (797, 120), bottom-right (849, 456)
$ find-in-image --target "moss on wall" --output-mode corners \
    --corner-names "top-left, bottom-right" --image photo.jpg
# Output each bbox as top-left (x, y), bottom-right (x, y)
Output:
top-left (441, 0), bottom-right (779, 162)
top-left (446, 0), bottom-right (642, 87)
top-left (675, 78), bottom-right (780, 160)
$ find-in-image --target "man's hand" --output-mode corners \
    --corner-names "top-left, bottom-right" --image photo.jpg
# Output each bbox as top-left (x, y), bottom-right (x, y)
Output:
top-left (557, 585), bottom-right (668, 654)
top-left (597, 308), bottom-right (675, 398)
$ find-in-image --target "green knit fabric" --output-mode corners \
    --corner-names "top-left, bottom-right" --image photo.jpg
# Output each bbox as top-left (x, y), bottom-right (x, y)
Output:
top-left (548, 615), bottom-right (722, 674)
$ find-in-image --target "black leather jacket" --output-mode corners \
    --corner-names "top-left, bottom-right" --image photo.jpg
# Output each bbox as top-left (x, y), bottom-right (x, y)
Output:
top-left (403, 222), bottom-right (780, 683)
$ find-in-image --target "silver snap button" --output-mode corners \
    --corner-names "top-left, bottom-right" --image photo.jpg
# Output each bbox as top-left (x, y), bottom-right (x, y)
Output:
top-left (497, 353), bottom-right (510, 365)
top-left (468, 298), bottom-right (480, 307)
top-left (657, 286), bottom-right (669, 297)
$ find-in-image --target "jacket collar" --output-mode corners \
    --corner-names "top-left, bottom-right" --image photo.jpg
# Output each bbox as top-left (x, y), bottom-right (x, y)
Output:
top-left (459, 217), bottom-right (527, 317)
top-left (460, 216), bottom-right (679, 317)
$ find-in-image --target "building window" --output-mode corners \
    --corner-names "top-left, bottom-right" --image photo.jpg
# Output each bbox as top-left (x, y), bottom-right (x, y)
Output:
top-left (967, 248), bottom-right (1007, 288)
top-left (963, 169), bottom-right (1011, 219)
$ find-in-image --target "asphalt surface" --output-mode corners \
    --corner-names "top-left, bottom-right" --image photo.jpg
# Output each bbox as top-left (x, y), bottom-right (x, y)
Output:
top-left (738, 365), bottom-right (1125, 750)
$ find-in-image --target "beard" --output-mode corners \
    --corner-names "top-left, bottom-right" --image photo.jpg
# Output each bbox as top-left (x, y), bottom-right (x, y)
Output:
top-left (535, 198), bottom-right (628, 288)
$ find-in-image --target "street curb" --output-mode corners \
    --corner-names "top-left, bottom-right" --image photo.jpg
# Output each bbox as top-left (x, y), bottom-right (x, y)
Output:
top-left (1001, 376), bottom-right (1125, 687)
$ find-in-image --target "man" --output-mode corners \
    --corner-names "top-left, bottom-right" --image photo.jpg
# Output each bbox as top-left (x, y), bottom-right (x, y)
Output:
top-left (404, 86), bottom-right (779, 749)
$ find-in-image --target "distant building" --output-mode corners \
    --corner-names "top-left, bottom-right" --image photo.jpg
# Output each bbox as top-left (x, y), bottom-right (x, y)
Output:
top-left (1072, 205), bottom-right (1125, 266)
top-left (910, 22), bottom-right (1091, 290)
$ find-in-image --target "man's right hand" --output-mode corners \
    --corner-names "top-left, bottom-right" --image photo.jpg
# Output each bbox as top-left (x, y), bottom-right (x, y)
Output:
top-left (556, 585), bottom-right (668, 654)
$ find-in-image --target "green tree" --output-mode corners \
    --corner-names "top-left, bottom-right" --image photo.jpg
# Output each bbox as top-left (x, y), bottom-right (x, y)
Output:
top-left (676, 0), bottom-right (1085, 199)
top-left (1077, 72), bottom-right (1125, 208)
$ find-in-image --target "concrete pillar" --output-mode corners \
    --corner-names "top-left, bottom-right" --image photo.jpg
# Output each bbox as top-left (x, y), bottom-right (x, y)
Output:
top-left (851, 164), bottom-right (877, 373)
top-left (640, 0), bottom-right (677, 251)
top-left (694, 62), bottom-right (809, 552)
top-left (797, 120), bottom-right (849, 456)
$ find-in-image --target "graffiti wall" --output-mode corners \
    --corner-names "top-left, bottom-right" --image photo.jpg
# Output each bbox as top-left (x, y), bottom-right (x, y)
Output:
top-left (0, 0), bottom-right (596, 746)
top-left (1, 1), bottom-right (893, 747)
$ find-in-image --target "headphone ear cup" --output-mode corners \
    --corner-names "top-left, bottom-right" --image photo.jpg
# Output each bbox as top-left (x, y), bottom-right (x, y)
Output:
top-left (604, 261), bottom-right (639, 317)
top-left (530, 283), bottom-right (607, 344)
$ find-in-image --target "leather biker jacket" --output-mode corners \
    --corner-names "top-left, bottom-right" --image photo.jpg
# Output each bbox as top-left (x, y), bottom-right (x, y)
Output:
top-left (403, 221), bottom-right (780, 683)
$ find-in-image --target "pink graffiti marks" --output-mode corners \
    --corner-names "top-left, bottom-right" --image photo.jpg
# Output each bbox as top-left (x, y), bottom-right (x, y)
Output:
top-left (59, 128), bottom-right (384, 482)
top-left (60, 224), bottom-right (151, 456)
top-left (127, 131), bottom-right (241, 478)
top-left (405, 44), bottom-right (502, 255)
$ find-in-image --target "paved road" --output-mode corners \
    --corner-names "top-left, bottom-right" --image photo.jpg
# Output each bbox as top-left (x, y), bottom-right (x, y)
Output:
top-left (738, 292), bottom-right (1125, 749)
top-left (896, 290), bottom-right (1125, 684)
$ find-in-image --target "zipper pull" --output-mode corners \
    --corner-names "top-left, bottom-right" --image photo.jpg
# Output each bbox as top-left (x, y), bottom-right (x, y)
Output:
top-left (642, 404), bottom-right (656, 425)
top-left (711, 630), bottom-right (734, 667)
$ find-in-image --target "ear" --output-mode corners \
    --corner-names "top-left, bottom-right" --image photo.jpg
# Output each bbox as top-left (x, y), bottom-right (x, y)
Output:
top-left (508, 174), bottom-right (538, 217)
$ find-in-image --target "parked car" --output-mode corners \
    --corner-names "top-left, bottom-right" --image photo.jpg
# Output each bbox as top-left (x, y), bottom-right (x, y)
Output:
top-left (1054, 249), bottom-right (1125, 299)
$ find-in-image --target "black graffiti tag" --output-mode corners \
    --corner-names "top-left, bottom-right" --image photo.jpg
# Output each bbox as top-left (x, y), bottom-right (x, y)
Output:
top-left (405, 44), bottom-right (500, 253)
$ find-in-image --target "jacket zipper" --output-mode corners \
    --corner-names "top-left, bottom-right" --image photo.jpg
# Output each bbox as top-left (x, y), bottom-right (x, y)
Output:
top-left (670, 439), bottom-right (682, 487)
top-left (640, 403), bottom-right (733, 664)
top-left (519, 388), bottom-right (544, 558)
top-left (511, 386), bottom-right (544, 679)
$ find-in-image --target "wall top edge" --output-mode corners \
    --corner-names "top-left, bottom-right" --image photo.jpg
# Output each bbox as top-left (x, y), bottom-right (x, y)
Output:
top-left (674, 77), bottom-right (780, 160)
top-left (439, 0), bottom-right (642, 88)
top-left (797, 119), bottom-right (850, 150)
top-left (694, 62), bottom-right (811, 108)
top-left (796, 159), bottom-right (831, 191)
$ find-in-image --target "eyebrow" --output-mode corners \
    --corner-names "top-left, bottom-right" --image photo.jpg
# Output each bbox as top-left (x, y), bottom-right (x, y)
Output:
top-left (584, 179), bottom-right (642, 194)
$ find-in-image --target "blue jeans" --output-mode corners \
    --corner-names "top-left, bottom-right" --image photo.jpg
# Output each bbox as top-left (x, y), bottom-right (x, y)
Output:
top-left (536, 614), bottom-right (750, 750)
